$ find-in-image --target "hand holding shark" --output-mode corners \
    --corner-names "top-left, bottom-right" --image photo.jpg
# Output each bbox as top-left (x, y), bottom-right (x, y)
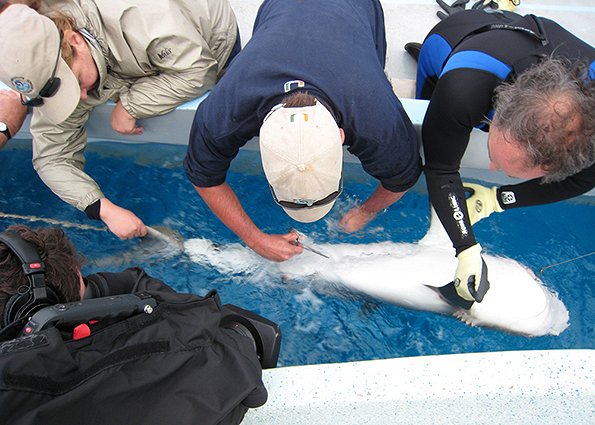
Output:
top-left (454, 244), bottom-right (490, 302)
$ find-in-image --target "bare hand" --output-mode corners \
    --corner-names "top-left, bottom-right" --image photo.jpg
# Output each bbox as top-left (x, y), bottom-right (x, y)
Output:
top-left (99, 198), bottom-right (147, 239)
top-left (249, 231), bottom-right (304, 262)
top-left (339, 206), bottom-right (376, 233)
top-left (0, 90), bottom-right (27, 148)
top-left (111, 101), bottom-right (144, 135)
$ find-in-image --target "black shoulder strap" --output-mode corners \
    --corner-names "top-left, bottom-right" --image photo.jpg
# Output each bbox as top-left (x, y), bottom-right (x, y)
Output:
top-left (466, 18), bottom-right (548, 47)
top-left (445, 14), bottom-right (552, 77)
top-left (510, 15), bottom-right (554, 76)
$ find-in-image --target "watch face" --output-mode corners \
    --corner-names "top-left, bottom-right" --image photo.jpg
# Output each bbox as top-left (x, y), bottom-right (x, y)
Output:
top-left (0, 122), bottom-right (7, 132)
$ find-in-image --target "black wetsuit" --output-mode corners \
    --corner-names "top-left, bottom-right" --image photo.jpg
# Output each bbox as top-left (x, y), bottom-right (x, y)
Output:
top-left (417, 10), bottom-right (595, 253)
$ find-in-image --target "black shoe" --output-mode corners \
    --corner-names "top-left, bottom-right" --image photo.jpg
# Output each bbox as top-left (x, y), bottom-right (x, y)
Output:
top-left (437, 0), bottom-right (470, 19)
top-left (404, 42), bottom-right (422, 62)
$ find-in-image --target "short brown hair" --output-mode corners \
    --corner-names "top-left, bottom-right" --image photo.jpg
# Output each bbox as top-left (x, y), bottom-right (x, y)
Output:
top-left (282, 91), bottom-right (317, 108)
top-left (0, 225), bottom-right (83, 319)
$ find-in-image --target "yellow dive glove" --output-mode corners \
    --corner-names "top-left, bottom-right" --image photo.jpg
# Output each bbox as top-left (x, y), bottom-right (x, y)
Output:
top-left (464, 183), bottom-right (504, 226)
top-left (476, 0), bottom-right (518, 11)
top-left (493, 0), bottom-right (518, 12)
top-left (454, 244), bottom-right (490, 302)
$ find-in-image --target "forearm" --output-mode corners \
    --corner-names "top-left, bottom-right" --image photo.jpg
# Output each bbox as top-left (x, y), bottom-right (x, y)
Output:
top-left (32, 140), bottom-right (103, 211)
top-left (195, 183), bottom-right (263, 247)
top-left (120, 68), bottom-right (217, 119)
top-left (339, 184), bottom-right (406, 233)
top-left (361, 184), bottom-right (406, 215)
top-left (31, 111), bottom-right (103, 211)
top-left (34, 157), bottom-right (104, 211)
top-left (423, 124), bottom-right (477, 253)
top-left (195, 183), bottom-right (303, 261)
top-left (497, 163), bottom-right (595, 209)
top-left (421, 73), bottom-right (495, 253)
top-left (425, 168), bottom-right (476, 254)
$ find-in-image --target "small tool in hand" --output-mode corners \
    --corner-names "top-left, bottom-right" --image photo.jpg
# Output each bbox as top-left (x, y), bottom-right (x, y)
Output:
top-left (289, 229), bottom-right (330, 259)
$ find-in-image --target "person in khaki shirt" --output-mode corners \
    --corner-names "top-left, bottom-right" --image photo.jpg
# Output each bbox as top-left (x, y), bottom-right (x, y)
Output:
top-left (0, 1), bottom-right (239, 239)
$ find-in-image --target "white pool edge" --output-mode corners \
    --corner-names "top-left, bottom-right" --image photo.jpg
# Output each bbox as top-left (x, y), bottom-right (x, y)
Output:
top-left (243, 349), bottom-right (594, 424)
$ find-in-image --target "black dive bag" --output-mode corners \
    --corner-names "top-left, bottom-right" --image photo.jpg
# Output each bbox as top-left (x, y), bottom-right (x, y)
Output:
top-left (0, 269), bottom-right (276, 425)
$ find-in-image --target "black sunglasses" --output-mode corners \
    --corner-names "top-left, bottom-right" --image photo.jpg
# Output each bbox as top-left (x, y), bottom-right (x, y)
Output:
top-left (269, 177), bottom-right (343, 210)
top-left (20, 36), bottom-right (62, 107)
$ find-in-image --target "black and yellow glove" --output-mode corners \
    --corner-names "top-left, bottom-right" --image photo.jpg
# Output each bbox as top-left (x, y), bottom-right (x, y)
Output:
top-left (463, 182), bottom-right (504, 225)
top-left (454, 244), bottom-right (490, 302)
top-left (464, 183), bottom-right (504, 226)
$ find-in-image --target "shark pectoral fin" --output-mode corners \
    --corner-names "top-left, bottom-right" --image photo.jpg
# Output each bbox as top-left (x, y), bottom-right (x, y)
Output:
top-left (427, 282), bottom-right (475, 310)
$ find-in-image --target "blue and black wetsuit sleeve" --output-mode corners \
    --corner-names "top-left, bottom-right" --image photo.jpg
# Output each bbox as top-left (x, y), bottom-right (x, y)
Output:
top-left (497, 163), bottom-right (595, 209)
top-left (422, 69), bottom-right (501, 254)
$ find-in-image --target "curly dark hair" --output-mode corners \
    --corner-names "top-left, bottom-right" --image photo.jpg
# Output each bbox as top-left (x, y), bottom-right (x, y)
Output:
top-left (0, 225), bottom-right (83, 319)
top-left (492, 57), bottom-right (595, 183)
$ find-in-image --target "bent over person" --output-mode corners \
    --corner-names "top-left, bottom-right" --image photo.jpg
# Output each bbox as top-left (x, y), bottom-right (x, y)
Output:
top-left (411, 9), bottom-right (595, 303)
top-left (184, 0), bottom-right (421, 262)
top-left (0, 1), bottom-right (239, 240)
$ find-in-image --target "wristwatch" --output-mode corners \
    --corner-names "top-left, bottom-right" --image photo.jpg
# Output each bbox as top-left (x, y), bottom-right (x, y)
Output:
top-left (0, 121), bottom-right (11, 141)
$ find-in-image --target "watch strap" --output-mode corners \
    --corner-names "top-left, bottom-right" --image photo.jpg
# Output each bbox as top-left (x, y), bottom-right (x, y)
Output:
top-left (0, 122), bottom-right (11, 141)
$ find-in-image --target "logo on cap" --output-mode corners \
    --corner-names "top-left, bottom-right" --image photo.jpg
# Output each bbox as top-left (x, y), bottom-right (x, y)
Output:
top-left (11, 77), bottom-right (33, 94)
top-left (283, 80), bottom-right (305, 93)
top-left (289, 113), bottom-right (308, 123)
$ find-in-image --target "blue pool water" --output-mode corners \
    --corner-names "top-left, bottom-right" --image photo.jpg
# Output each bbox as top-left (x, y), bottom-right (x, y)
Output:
top-left (1, 141), bottom-right (593, 366)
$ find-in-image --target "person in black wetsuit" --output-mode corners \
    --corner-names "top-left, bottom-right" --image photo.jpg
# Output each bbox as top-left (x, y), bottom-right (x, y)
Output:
top-left (184, 0), bottom-right (421, 262)
top-left (413, 9), bottom-right (595, 303)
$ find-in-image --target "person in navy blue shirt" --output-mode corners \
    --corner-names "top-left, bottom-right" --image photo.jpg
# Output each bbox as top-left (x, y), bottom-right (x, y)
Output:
top-left (413, 9), bottom-right (595, 303)
top-left (184, 0), bottom-right (421, 262)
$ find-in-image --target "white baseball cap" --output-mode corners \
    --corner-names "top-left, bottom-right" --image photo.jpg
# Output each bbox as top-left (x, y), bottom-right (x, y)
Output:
top-left (0, 4), bottom-right (80, 124)
top-left (259, 100), bottom-right (343, 223)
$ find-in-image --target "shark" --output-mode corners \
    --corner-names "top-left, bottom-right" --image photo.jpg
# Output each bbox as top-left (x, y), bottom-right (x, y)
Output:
top-left (91, 226), bottom-right (186, 268)
top-left (184, 209), bottom-right (569, 337)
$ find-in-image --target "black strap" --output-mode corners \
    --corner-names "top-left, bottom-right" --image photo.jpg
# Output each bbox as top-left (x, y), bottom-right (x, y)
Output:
top-left (510, 15), bottom-right (554, 76)
top-left (443, 14), bottom-right (551, 77)
top-left (468, 21), bottom-right (547, 46)
top-left (0, 123), bottom-right (11, 141)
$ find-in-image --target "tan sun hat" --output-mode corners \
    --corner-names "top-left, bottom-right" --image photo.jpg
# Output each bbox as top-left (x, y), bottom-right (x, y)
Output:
top-left (259, 100), bottom-right (343, 223)
top-left (0, 4), bottom-right (80, 124)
